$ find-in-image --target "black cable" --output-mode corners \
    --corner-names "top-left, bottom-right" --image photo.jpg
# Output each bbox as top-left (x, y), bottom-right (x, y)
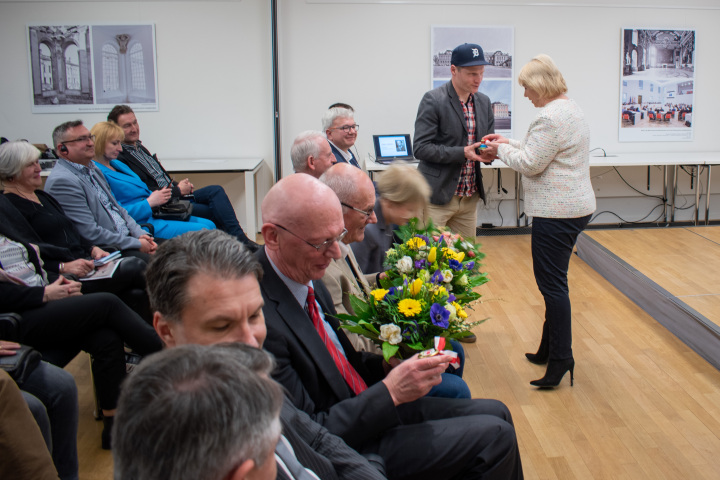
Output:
top-left (591, 202), bottom-right (665, 224)
top-left (496, 198), bottom-right (504, 227)
top-left (612, 166), bottom-right (665, 201)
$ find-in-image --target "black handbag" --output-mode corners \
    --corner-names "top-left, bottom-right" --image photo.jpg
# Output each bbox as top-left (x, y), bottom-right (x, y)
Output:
top-left (152, 199), bottom-right (193, 222)
top-left (0, 344), bottom-right (42, 386)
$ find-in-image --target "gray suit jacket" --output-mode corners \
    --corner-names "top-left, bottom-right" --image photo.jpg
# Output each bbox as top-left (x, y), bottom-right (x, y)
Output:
top-left (44, 159), bottom-right (145, 251)
top-left (413, 80), bottom-right (494, 205)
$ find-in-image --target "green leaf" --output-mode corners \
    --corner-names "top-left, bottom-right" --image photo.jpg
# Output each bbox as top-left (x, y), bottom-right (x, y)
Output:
top-left (382, 342), bottom-right (400, 363)
top-left (349, 294), bottom-right (371, 317)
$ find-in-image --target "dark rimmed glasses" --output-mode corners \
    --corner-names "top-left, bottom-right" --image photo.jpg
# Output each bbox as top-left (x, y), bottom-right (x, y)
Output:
top-left (62, 134), bottom-right (96, 145)
top-left (273, 223), bottom-right (347, 252)
top-left (340, 202), bottom-right (374, 218)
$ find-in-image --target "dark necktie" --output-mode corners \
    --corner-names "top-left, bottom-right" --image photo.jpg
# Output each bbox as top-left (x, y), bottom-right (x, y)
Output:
top-left (306, 286), bottom-right (367, 395)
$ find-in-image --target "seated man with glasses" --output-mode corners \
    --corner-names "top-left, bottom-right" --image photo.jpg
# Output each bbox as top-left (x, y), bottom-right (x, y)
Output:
top-left (322, 107), bottom-right (361, 169)
top-left (319, 163), bottom-right (471, 399)
top-left (107, 105), bottom-right (259, 252)
top-left (258, 173), bottom-right (524, 480)
top-left (45, 120), bottom-right (157, 260)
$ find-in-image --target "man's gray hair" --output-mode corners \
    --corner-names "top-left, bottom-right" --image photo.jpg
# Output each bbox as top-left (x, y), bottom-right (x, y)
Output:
top-left (0, 141), bottom-right (41, 182)
top-left (52, 120), bottom-right (84, 150)
top-left (145, 229), bottom-right (263, 322)
top-left (290, 130), bottom-right (325, 173)
top-left (321, 107), bottom-right (354, 132)
top-left (319, 166), bottom-right (357, 205)
top-left (113, 343), bottom-right (283, 480)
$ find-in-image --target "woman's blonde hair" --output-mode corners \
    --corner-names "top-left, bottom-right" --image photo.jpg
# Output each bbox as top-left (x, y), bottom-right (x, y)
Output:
top-left (90, 121), bottom-right (125, 160)
top-left (376, 163), bottom-right (431, 208)
top-left (517, 54), bottom-right (567, 99)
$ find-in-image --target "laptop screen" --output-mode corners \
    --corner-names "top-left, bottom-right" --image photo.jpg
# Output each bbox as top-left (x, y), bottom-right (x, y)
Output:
top-left (373, 134), bottom-right (414, 161)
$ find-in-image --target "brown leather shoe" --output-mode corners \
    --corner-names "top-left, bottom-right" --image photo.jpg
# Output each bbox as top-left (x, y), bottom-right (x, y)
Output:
top-left (458, 333), bottom-right (477, 343)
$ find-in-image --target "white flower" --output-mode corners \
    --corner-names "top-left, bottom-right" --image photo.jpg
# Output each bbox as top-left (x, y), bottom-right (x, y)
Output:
top-left (396, 256), bottom-right (413, 274)
top-left (445, 303), bottom-right (457, 321)
top-left (379, 324), bottom-right (403, 345)
top-left (442, 269), bottom-right (453, 283)
top-left (456, 274), bottom-right (468, 286)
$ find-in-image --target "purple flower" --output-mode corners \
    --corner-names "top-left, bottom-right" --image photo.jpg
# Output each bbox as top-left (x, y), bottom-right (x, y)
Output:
top-left (465, 261), bottom-right (475, 270)
top-left (415, 259), bottom-right (428, 269)
top-left (448, 294), bottom-right (456, 303)
top-left (415, 234), bottom-right (429, 243)
top-left (430, 303), bottom-right (450, 328)
top-left (449, 259), bottom-right (463, 271)
top-left (431, 269), bottom-right (443, 284)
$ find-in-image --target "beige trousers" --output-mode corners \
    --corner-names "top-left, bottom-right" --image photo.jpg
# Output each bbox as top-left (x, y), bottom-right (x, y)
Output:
top-left (424, 193), bottom-right (480, 240)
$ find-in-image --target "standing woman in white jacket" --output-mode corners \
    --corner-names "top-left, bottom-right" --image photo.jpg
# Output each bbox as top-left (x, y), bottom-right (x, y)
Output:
top-left (482, 54), bottom-right (596, 389)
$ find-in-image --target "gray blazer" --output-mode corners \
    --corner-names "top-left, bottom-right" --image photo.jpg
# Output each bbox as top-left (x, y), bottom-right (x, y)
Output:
top-left (44, 159), bottom-right (145, 250)
top-left (413, 80), bottom-right (494, 205)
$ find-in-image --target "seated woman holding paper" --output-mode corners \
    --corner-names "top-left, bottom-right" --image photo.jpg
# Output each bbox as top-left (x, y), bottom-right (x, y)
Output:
top-left (0, 141), bottom-right (151, 322)
top-left (0, 235), bottom-right (162, 450)
top-left (90, 122), bottom-right (215, 239)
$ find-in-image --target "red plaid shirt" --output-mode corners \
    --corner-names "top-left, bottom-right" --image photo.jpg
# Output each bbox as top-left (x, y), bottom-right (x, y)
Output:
top-left (455, 96), bottom-right (478, 197)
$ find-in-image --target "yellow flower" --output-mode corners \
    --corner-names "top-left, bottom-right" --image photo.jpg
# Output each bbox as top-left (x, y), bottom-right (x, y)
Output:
top-left (454, 252), bottom-right (465, 262)
top-left (398, 299), bottom-right (422, 317)
top-left (406, 237), bottom-right (427, 250)
top-left (409, 278), bottom-right (423, 297)
top-left (370, 289), bottom-right (389, 302)
top-left (433, 286), bottom-right (448, 299)
top-left (428, 247), bottom-right (437, 263)
top-left (451, 301), bottom-right (468, 319)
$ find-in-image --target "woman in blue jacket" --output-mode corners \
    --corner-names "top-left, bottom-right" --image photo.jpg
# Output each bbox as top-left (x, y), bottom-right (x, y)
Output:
top-left (90, 122), bottom-right (215, 239)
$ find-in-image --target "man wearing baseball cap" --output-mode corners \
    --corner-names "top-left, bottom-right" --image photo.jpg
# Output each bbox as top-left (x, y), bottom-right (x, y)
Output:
top-left (413, 42), bottom-right (494, 252)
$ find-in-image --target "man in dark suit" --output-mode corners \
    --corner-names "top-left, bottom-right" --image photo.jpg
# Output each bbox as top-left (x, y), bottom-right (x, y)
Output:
top-left (413, 43), bottom-right (495, 242)
top-left (107, 105), bottom-right (259, 251)
top-left (322, 107), bottom-right (361, 168)
top-left (144, 229), bottom-right (386, 480)
top-left (259, 174), bottom-right (524, 480)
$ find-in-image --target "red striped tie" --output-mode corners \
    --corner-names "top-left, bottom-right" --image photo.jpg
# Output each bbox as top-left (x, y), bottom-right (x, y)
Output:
top-left (307, 286), bottom-right (367, 395)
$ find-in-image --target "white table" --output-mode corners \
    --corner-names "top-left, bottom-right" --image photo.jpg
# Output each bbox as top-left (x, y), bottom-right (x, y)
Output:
top-left (366, 152), bottom-right (720, 227)
top-left (163, 157), bottom-right (265, 235)
top-left (364, 157), bottom-right (525, 225)
top-left (590, 152), bottom-right (720, 225)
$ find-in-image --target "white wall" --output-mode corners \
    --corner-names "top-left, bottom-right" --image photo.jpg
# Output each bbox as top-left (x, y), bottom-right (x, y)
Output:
top-left (0, 0), bottom-right (273, 162)
top-left (276, 0), bottom-right (720, 225)
top-left (2, 1), bottom-right (719, 226)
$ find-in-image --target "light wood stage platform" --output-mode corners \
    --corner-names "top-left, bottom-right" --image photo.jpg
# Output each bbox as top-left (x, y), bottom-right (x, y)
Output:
top-left (67, 232), bottom-right (720, 479)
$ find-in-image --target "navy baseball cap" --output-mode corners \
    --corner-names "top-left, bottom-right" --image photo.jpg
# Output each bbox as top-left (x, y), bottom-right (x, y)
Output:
top-left (451, 43), bottom-right (490, 67)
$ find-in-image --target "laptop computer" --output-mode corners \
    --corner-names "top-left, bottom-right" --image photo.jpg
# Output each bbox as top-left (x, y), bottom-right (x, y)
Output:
top-left (372, 134), bottom-right (416, 164)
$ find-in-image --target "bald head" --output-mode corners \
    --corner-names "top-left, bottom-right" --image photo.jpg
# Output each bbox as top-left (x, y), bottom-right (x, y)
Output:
top-left (320, 163), bottom-right (377, 244)
top-left (261, 174), bottom-right (345, 284)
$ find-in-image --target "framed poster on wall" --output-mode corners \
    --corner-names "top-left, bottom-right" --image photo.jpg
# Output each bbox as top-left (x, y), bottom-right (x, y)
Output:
top-left (27, 24), bottom-right (158, 114)
top-left (431, 25), bottom-right (514, 137)
top-left (619, 28), bottom-right (695, 142)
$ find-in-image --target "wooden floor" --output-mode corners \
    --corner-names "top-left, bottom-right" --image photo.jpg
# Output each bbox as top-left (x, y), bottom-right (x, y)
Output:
top-left (585, 226), bottom-right (720, 327)
top-left (67, 233), bottom-right (720, 479)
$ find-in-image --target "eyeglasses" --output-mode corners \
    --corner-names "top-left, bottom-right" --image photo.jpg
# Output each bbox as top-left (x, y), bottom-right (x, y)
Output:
top-left (273, 223), bottom-right (348, 252)
top-left (62, 135), bottom-right (95, 145)
top-left (330, 124), bottom-right (359, 133)
top-left (341, 202), bottom-right (374, 218)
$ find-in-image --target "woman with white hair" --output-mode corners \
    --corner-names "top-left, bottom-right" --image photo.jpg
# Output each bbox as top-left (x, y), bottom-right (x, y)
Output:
top-left (482, 54), bottom-right (596, 388)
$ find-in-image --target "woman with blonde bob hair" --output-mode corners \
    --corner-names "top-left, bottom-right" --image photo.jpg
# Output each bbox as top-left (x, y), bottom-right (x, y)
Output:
top-left (351, 163), bottom-right (431, 274)
top-left (90, 122), bottom-right (215, 239)
top-left (482, 54), bottom-right (596, 389)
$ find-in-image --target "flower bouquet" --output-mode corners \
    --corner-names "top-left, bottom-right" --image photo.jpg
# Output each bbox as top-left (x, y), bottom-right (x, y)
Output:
top-left (335, 218), bottom-right (489, 362)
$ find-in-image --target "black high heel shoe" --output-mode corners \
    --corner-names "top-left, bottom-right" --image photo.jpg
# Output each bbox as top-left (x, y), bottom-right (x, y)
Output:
top-left (530, 358), bottom-right (574, 388)
top-left (525, 322), bottom-right (549, 365)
